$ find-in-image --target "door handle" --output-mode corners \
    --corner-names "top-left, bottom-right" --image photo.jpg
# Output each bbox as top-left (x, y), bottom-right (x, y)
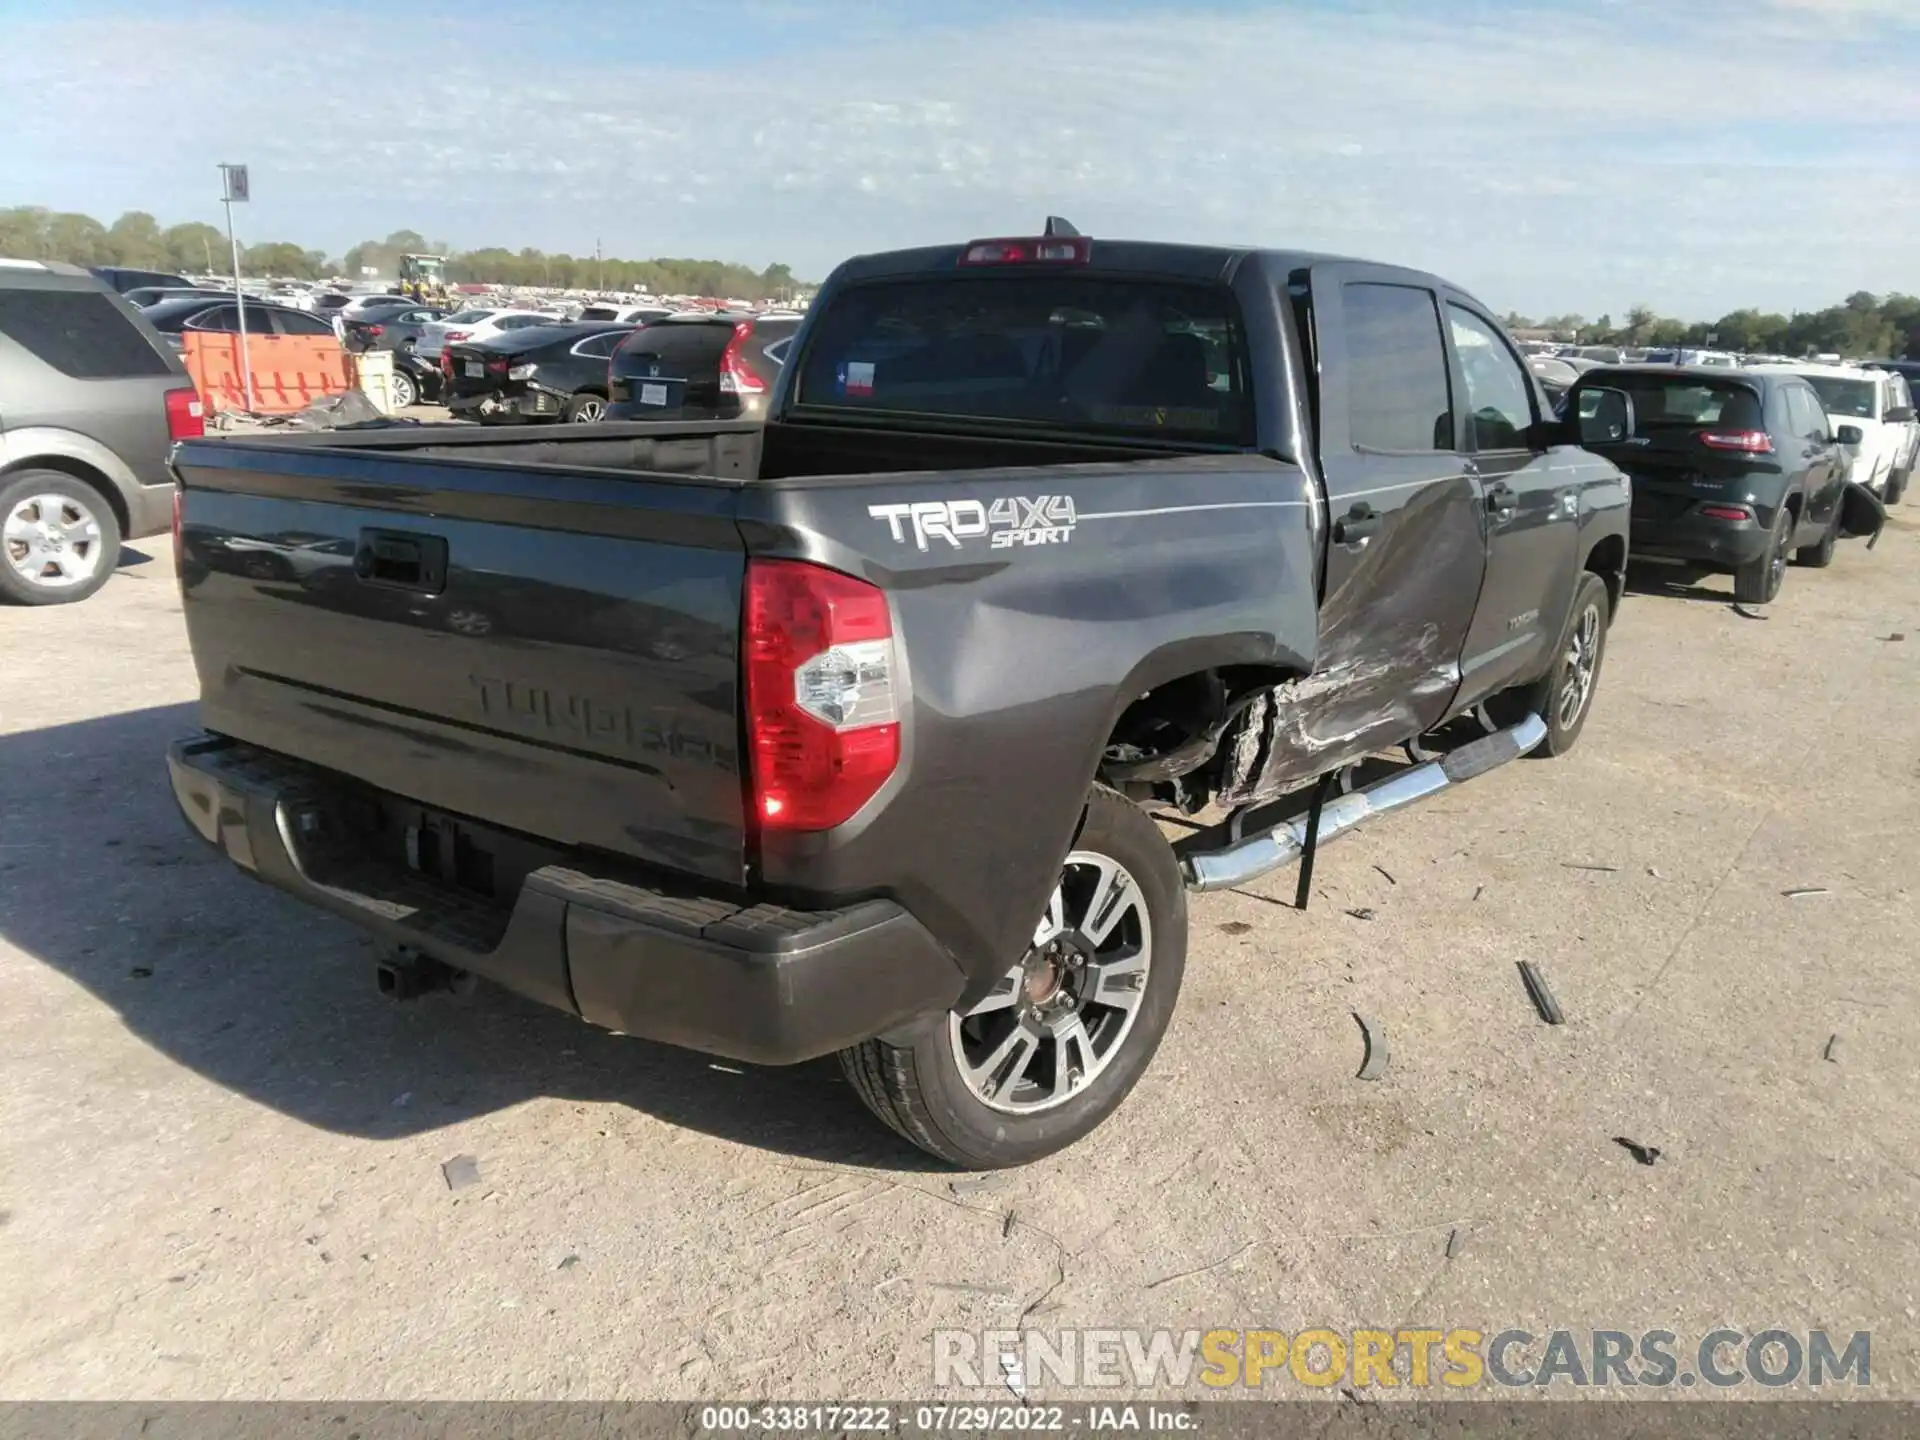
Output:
top-left (1333, 502), bottom-right (1381, 546)
top-left (1485, 480), bottom-right (1517, 519)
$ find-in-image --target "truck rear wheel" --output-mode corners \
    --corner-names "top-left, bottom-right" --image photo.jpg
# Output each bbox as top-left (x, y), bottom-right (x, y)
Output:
top-left (839, 786), bottom-right (1186, 1168)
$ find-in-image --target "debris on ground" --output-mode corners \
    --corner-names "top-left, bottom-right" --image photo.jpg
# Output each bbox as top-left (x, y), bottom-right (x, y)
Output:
top-left (1472, 885), bottom-right (1485, 902)
top-left (1373, 865), bottom-right (1397, 886)
top-left (557, 1254), bottom-right (580, 1270)
top-left (1885, 633), bottom-right (1906, 643)
top-left (1647, 866), bottom-right (1665, 880)
top-left (1002, 1211), bottom-right (1016, 1239)
top-left (1782, 887), bottom-right (1831, 899)
top-left (391, 1092), bottom-right (413, 1109)
top-left (1353, 1013), bottom-right (1389, 1082)
top-left (1823, 1035), bottom-right (1841, 1063)
top-left (1517, 961), bottom-right (1566, 1026)
top-left (1445, 1227), bottom-right (1463, 1260)
top-left (708, 1063), bottom-right (744, 1075)
top-left (1219, 920), bottom-right (1254, 936)
top-left (129, 966), bottom-right (153, 979)
top-left (1345, 907), bottom-right (1377, 922)
top-left (441, 1155), bottom-right (481, 1191)
top-left (1612, 1137), bottom-right (1662, 1167)
top-left (1731, 604), bottom-right (1769, 622)
top-left (1563, 862), bottom-right (1620, 873)
top-left (949, 1175), bottom-right (1006, 1199)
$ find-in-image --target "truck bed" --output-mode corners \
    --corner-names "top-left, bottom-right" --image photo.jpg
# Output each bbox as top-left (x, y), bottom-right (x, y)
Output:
top-left (171, 418), bottom-right (1246, 892)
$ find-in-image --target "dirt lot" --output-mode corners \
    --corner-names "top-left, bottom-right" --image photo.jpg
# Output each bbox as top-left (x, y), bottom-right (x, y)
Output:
top-left (1, 520), bottom-right (1916, 1401)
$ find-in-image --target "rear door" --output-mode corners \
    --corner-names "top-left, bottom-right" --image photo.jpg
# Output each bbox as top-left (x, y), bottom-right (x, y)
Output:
top-left (1782, 384), bottom-right (1841, 526)
top-left (1294, 266), bottom-right (1487, 763)
top-left (1445, 300), bottom-right (1579, 701)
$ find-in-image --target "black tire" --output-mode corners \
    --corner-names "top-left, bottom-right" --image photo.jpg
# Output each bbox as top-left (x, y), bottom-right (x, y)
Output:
top-left (563, 391), bottom-right (608, 424)
top-left (839, 786), bottom-right (1187, 1168)
top-left (1733, 503), bottom-right (1794, 606)
top-left (1794, 503), bottom-right (1839, 568)
top-left (0, 469), bottom-right (122, 607)
top-left (388, 369), bottom-right (418, 410)
top-left (1887, 467), bottom-right (1909, 506)
top-left (1487, 570), bottom-right (1611, 759)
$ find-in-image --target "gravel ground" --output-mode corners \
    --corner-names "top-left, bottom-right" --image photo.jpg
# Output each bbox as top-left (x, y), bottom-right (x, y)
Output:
top-left (0, 515), bottom-right (1915, 1402)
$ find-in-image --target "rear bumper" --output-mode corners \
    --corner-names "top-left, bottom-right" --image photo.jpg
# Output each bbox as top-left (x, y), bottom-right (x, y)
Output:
top-left (447, 388), bottom-right (563, 421)
top-left (167, 735), bottom-right (966, 1064)
top-left (125, 479), bottom-right (177, 540)
top-left (1630, 507), bottom-right (1776, 569)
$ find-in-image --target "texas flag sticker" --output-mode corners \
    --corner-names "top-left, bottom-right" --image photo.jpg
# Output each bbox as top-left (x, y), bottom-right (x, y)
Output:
top-left (837, 360), bottom-right (876, 397)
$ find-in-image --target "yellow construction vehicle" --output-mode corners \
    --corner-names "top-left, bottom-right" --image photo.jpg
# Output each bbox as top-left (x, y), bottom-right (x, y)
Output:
top-left (397, 253), bottom-right (452, 305)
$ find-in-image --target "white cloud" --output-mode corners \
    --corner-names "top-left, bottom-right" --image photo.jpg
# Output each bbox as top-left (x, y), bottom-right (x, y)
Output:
top-left (2, 0), bottom-right (1918, 317)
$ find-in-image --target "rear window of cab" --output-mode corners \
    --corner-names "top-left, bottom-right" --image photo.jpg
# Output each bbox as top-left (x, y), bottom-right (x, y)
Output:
top-left (793, 275), bottom-right (1252, 444)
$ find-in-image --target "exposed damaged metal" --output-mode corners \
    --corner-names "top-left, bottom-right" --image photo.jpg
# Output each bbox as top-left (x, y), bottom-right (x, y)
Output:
top-left (1215, 623), bottom-right (1460, 808)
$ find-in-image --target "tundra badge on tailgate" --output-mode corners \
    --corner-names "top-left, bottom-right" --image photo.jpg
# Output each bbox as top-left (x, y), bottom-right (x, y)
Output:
top-left (868, 496), bottom-right (1078, 552)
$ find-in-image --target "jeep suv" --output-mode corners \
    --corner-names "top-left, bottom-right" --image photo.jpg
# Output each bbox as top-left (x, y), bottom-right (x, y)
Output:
top-left (0, 260), bottom-right (205, 604)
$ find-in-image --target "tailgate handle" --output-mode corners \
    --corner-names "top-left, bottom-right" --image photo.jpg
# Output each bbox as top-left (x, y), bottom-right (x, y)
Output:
top-left (354, 529), bottom-right (448, 594)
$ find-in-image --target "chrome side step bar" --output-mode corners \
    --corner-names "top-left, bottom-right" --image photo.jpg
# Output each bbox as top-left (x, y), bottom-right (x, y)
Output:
top-left (1184, 713), bottom-right (1549, 894)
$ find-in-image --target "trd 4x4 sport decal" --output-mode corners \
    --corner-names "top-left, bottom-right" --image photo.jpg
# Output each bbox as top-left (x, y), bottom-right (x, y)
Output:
top-left (867, 496), bottom-right (1078, 552)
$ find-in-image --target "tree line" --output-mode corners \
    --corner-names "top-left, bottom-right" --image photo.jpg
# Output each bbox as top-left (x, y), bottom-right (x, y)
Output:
top-left (0, 208), bottom-right (806, 301)
top-left (1505, 295), bottom-right (1919, 361)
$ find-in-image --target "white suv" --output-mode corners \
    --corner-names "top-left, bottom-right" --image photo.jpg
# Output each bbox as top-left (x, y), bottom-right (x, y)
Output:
top-left (1750, 363), bottom-right (1915, 502)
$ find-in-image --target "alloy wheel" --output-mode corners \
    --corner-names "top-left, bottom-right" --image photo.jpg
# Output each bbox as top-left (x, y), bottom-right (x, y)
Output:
top-left (1556, 600), bottom-right (1603, 730)
top-left (949, 850), bottom-right (1153, 1115)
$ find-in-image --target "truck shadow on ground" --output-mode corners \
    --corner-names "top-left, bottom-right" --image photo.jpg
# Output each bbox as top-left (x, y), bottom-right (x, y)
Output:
top-left (0, 703), bottom-right (944, 1172)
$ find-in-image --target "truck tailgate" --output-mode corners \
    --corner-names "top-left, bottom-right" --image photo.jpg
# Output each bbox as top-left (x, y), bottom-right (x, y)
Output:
top-left (172, 440), bottom-right (749, 885)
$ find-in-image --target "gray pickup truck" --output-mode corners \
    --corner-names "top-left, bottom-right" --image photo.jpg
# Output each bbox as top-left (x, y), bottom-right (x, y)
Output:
top-left (167, 224), bottom-right (1633, 1166)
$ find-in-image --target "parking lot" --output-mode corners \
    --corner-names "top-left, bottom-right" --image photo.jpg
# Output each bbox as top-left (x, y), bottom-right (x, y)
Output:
top-left (1, 521), bottom-right (1916, 1400)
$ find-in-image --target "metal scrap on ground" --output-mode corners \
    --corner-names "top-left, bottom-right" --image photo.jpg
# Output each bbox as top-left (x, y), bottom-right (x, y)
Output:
top-left (1353, 1013), bottom-right (1389, 1082)
top-left (1612, 1137), bottom-right (1662, 1167)
top-left (1517, 961), bottom-right (1566, 1025)
top-left (441, 1155), bottom-right (480, 1191)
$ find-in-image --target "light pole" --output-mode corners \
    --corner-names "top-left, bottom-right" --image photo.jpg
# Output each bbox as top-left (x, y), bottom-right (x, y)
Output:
top-left (218, 163), bottom-right (256, 413)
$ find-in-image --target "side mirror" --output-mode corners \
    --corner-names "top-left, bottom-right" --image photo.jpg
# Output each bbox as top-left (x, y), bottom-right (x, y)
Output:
top-left (1885, 406), bottom-right (1915, 424)
top-left (1835, 424), bottom-right (1865, 446)
top-left (1574, 386), bottom-right (1636, 446)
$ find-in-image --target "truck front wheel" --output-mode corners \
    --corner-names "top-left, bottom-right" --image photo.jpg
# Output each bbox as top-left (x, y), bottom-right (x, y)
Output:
top-left (1488, 570), bottom-right (1611, 758)
top-left (839, 786), bottom-right (1187, 1168)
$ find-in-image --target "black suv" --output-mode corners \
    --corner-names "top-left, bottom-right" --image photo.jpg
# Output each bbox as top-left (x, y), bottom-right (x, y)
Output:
top-left (606, 312), bottom-right (800, 421)
top-left (1569, 365), bottom-right (1880, 603)
top-left (0, 260), bottom-right (206, 605)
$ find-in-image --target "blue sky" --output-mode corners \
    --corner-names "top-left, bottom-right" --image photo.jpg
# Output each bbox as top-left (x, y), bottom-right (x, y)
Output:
top-left (2, 0), bottom-right (1917, 317)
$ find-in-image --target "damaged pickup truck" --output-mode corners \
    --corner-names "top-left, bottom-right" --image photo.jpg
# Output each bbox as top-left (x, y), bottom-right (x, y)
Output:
top-left (167, 223), bottom-right (1633, 1167)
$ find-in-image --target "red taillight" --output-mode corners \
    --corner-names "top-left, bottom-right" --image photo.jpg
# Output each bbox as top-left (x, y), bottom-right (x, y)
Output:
top-left (165, 385), bottom-right (205, 441)
top-left (958, 235), bottom-right (1091, 266)
top-left (743, 559), bottom-right (900, 833)
top-left (367, 323), bottom-right (384, 337)
top-left (487, 356), bottom-right (509, 374)
top-left (1699, 504), bottom-right (1755, 522)
top-left (1699, 430), bottom-right (1774, 454)
top-left (718, 321), bottom-right (765, 396)
top-left (445, 330), bottom-right (469, 343)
